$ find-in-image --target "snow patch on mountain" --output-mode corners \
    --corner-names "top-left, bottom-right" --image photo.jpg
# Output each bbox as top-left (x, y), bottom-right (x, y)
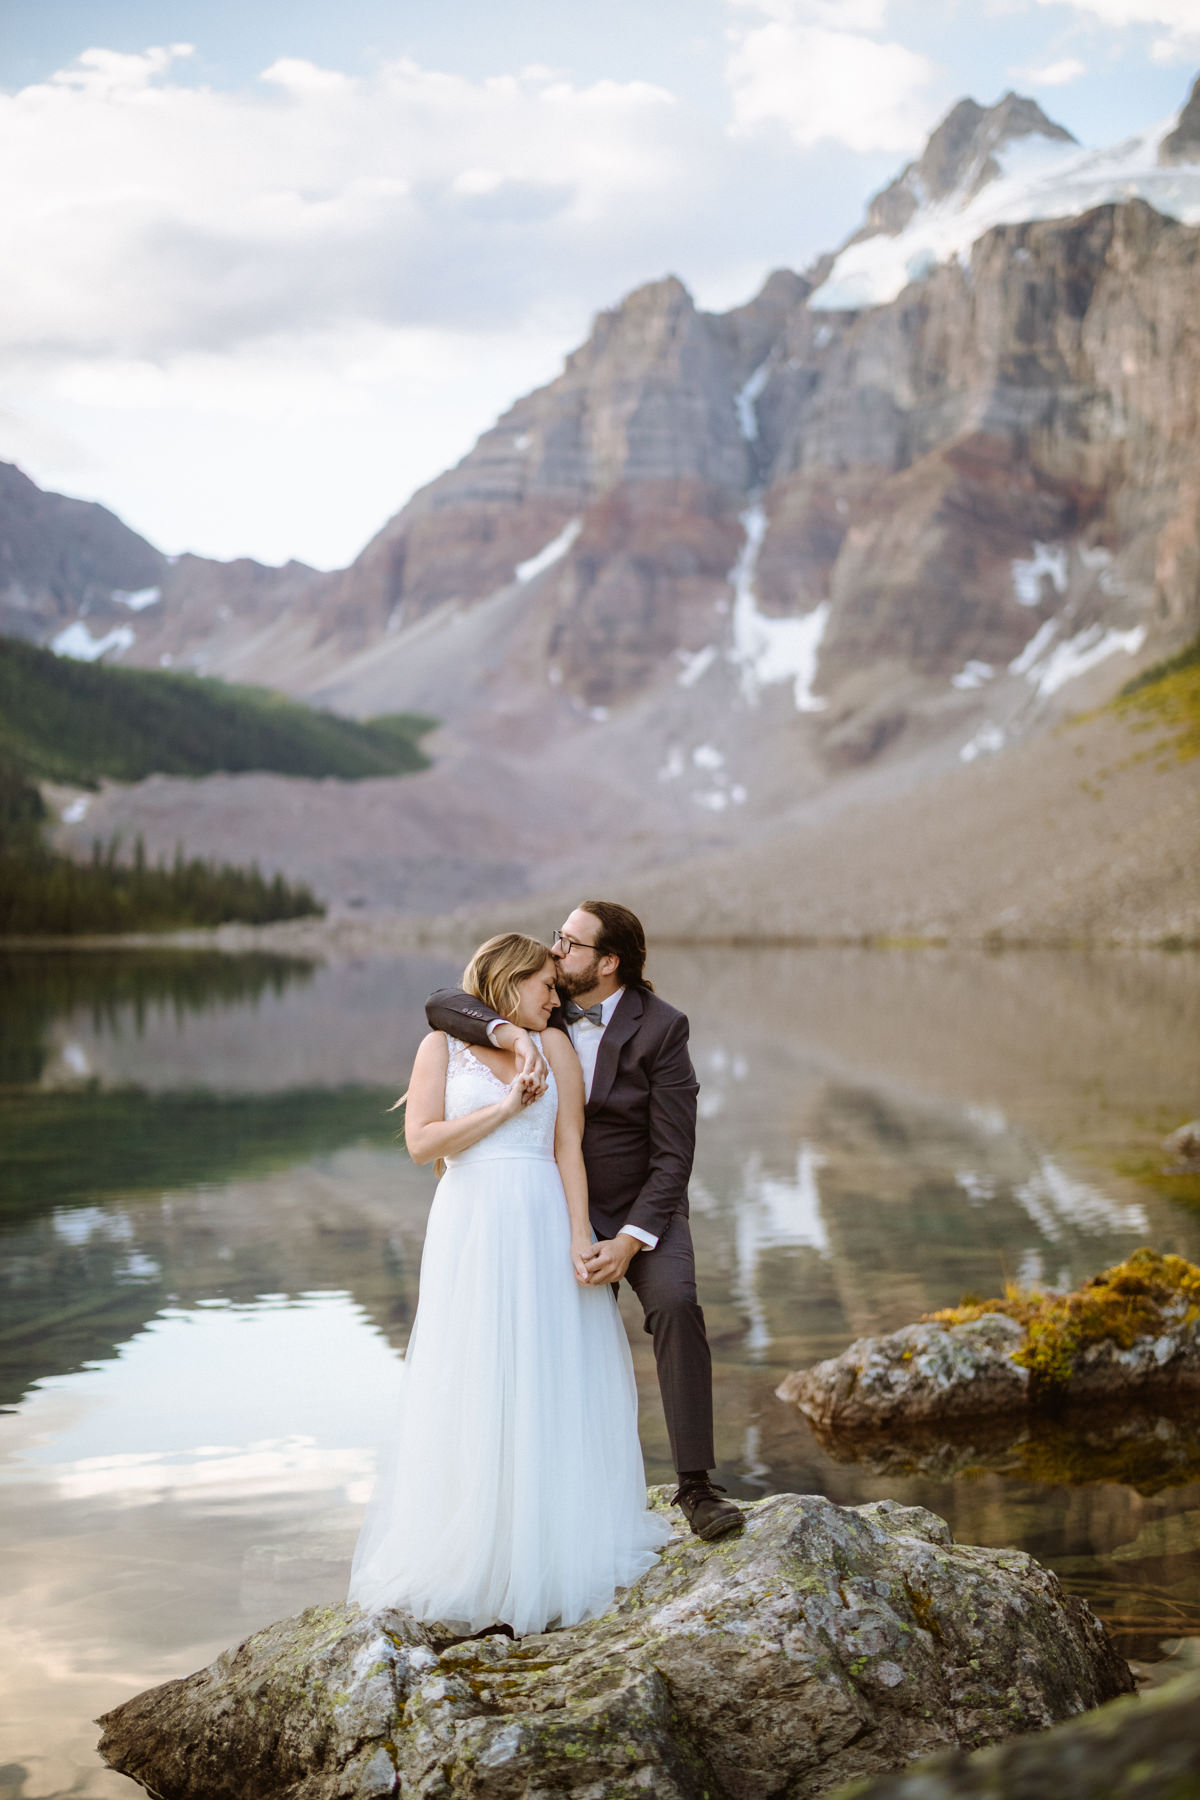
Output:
top-left (1012, 544), bottom-right (1068, 606)
top-left (729, 506), bottom-right (828, 712)
top-left (735, 362), bottom-right (769, 442)
top-left (1007, 615), bottom-right (1146, 695)
top-left (1029, 623), bottom-right (1147, 697)
top-left (515, 518), bottom-right (581, 584)
top-left (52, 622), bottom-right (136, 662)
top-left (677, 644), bottom-right (717, 688)
top-left (951, 660), bottom-right (995, 690)
top-left (812, 119), bottom-right (1200, 312)
top-left (960, 722), bottom-right (1007, 763)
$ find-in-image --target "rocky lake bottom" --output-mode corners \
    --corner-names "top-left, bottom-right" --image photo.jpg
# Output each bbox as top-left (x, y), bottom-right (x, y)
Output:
top-left (2, 942), bottom-right (1199, 1797)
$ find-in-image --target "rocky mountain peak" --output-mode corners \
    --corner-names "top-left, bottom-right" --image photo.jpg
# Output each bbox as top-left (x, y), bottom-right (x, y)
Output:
top-left (0, 460), bottom-right (166, 645)
top-left (848, 90), bottom-right (1076, 247)
top-left (1159, 71), bottom-right (1200, 165)
top-left (564, 272), bottom-right (698, 378)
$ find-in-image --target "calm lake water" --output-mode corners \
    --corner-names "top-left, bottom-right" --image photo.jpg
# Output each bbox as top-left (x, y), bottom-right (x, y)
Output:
top-left (2, 944), bottom-right (1200, 1796)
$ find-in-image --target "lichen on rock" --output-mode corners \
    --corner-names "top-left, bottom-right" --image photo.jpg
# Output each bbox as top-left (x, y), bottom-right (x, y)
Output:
top-left (96, 1490), bottom-right (1131, 1800)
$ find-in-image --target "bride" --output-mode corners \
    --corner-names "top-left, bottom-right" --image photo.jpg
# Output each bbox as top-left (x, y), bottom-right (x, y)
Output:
top-left (348, 932), bottom-right (669, 1637)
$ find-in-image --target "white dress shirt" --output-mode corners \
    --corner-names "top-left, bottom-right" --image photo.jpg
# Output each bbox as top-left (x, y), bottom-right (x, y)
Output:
top-left (489, 988), bottom-right (659, 1250)
top-left (567, 985), bottom-right (623, 1101)
top-left (565, 988), bottom-right (657, 1253)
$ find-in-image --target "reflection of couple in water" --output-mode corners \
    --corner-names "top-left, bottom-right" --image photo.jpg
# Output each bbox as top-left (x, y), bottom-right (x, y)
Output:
top-left (349, 899), bottom-right (741, 1637)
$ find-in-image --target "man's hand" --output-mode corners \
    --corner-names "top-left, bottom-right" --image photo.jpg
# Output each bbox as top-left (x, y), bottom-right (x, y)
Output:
top-left (581, 1235), bottom-right (641, 1285)
top-left (491, 1023), bottom-right (548, 1098)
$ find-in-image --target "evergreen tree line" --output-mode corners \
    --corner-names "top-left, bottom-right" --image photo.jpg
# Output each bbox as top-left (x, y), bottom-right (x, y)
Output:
top-left (0, 634), bottom-right (434, 786)
top-left (0, 764), bottom-right (323, 936)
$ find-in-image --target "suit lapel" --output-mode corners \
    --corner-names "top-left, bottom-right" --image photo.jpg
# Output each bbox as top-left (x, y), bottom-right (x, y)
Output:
top-left (586, 987), bottom-right (643, 1115)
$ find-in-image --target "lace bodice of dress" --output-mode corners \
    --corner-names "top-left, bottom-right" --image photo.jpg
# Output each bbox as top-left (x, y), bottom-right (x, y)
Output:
top-left (443, 1034), bottom-right (558, 1159)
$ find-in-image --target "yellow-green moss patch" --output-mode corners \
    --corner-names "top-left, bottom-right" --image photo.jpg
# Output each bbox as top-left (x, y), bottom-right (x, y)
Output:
top-left (925, 1248), bottom-right (1200, 1392)
top-left (1114, 1155), bottom-right (1200, 1210)
top-left (1075, 630), bottom-right (1200, 768)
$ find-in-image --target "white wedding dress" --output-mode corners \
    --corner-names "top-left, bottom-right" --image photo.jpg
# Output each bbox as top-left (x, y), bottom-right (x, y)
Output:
top-left (348, 1033), bottom-right (669, 1636)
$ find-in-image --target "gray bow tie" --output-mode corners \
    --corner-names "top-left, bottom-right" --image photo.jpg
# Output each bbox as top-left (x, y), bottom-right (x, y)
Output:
top-left (563, 1000), bottom-right (604, 1026)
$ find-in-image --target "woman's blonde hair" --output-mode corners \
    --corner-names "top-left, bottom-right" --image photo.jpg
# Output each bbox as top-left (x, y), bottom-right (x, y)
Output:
top-left (388, 933), bottom-right (553, 1125)
top-left (462, 932), bottom-right (554, 1021)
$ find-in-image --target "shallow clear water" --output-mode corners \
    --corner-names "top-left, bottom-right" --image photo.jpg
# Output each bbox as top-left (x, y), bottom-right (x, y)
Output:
top-left (2, 944), bottom-right (1199, 1795)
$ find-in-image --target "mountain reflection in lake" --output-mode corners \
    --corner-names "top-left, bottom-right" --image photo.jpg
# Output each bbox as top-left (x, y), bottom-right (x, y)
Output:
top-left (1, 944), bottom-right (1199, 1794)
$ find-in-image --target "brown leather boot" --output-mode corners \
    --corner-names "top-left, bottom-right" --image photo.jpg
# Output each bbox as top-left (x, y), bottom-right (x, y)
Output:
top-left (673, 1479), bottom-right (744, 1541)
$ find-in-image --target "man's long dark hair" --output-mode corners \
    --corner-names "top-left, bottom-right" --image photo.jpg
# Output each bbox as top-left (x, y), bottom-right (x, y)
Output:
top-left (579, 900), bottom-right (654, 992)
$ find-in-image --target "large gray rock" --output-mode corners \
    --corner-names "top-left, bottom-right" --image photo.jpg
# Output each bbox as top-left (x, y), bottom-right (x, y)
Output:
top-left (778, 1314), bottom-right (1031, 1434)
top-left (98, 1490), bottom-right (1131, 1800)
top-left (827, 1669), bottom-right (1200, 1800)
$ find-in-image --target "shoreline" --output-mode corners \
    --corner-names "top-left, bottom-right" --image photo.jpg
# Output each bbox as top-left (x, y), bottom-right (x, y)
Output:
top-left (2, 915), bottom-right (1197, 959)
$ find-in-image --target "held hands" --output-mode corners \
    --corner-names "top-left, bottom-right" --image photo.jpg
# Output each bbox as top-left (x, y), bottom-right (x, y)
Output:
top-left (498, 1070), bottom-right (539, 1119)
top-left (570, 1231), bottom-right (593, 1285)
top-left (580, 1235), bottom-right (640, 1286)
top-left (493, 1024), bottom-right (549, 1098)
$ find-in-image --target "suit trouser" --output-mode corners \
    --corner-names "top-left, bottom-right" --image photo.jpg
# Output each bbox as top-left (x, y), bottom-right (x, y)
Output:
top-left (616, 1212), bottom-right (715, 1476)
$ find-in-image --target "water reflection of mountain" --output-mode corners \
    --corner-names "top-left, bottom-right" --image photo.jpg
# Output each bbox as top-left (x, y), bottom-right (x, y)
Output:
top-left (29, 950), bottom-right (460, 1092)
top-left (0, 1097), bottom-right (406, 1408)
top-left (5, 944), bottom-right (1198, 1420)
top-left (1, 949), bottom-right (316, 1087)
top-left (1, 949), bottom-right (471, 1406)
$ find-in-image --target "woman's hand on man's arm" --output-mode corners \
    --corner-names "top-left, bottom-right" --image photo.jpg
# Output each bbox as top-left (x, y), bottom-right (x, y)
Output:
top-left (425, 989), bottom-right (549, 1097)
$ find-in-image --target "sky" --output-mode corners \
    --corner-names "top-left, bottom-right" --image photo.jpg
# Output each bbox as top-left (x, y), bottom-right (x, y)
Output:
top-left (1, 1), bottom-right (1197, 570)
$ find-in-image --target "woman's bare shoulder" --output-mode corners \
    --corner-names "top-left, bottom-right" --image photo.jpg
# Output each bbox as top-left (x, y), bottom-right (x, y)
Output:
top-left (541, 1027), bottom-right (581, 1076)
top-left (412, 1030), bottom-right (450, 1068)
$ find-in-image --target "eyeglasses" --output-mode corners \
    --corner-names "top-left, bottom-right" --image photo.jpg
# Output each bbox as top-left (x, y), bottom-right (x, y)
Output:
top-left (552, 928), bottom-right (600, 954)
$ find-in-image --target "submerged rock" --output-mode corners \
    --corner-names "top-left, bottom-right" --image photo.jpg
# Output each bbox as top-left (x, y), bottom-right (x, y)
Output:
top-left (779, 1251), bottom-right (1200, 1434)
top-left (97, 1491), bottom-right (1131, 1800)
top-left (826, 1669), bottom-right (1200, 1800)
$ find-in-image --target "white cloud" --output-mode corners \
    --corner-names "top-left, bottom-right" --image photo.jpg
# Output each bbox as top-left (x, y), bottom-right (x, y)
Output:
top-left (1, 320), bottom-right (572, 567)
top-left (1030, 0), bottom-right (1200, 58)
top-left (1019, 57), bottom-right (1088, 84)
top-left (724, 3), bottom-right (940, 153)
top-left (0, 43), bottom-right (738, 563)
top-left (1034, 0), bottom-right (1197, 23)
top-left (0, 48), bottom-right (691, 363)
top-left (725, 0), bottom-right (890, 24)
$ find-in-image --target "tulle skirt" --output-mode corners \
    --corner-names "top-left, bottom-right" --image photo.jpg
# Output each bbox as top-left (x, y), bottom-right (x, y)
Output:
top-left (348, 1145), bottom-right (669, 1636)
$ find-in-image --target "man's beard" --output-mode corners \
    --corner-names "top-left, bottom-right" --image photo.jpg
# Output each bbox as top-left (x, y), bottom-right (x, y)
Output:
top-left (556, 955), bottom-right (603, 1001)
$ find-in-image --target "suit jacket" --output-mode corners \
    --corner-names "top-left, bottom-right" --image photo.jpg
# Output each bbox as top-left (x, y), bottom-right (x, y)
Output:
top-left (424, 985), bottom-right (699, 1243)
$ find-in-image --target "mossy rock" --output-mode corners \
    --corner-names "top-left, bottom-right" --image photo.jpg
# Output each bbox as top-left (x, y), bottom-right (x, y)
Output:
top-left (781, 1251), bottom-right (1200, 1441)
top-left (97, 1491), bottom-right (1132, 1800)
top-left (928, 1248), bottom-right (1200, 1396)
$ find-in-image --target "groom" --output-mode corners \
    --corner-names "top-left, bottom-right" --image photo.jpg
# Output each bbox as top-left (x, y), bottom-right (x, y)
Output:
top-left (426, 899), bottom-right (743, 1541)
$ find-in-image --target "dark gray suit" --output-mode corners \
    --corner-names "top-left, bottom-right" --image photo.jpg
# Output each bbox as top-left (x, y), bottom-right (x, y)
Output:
top-left (425, 984), bottom-right (715, 1474)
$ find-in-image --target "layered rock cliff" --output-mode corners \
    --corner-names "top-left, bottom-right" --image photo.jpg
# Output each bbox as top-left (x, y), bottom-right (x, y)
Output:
top-left (7, 81), bottom-right (1200, 925)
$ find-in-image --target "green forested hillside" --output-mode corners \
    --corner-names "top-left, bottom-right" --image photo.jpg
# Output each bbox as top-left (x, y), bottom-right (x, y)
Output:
top-left (0, 635), bottom-right (434, 785)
